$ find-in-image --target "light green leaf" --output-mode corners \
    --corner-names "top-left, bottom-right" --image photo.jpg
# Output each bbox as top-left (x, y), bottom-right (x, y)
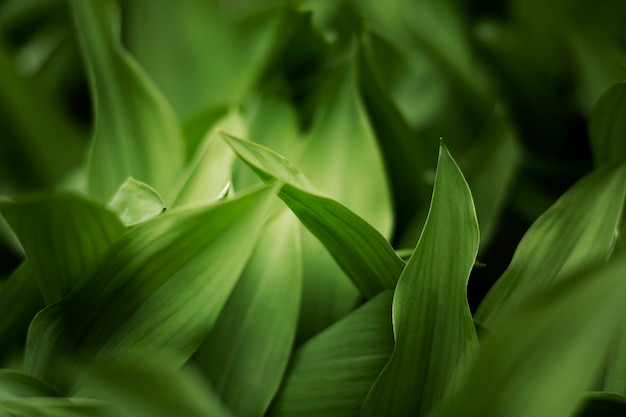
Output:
top-left (170, 112), bottom-right (246, 207)
top-left (1, 193), bottom-right (126, 304)
top-left (182, 106), bottom-right (229, 161)
top-left (84, 360), bottom-right (234, 417)
top-left (269, 290), bottom-right (394, 417)
top-left (25, 185), bottom-right (276, 385)
top-left (123, 0), bottom-right (281, 118)
top-left (0, 263), bottom-right (43, 363)
top-left (195, 209), bottom-right (301, 417)
top-left (223, 133), bottom-right (404, 298)
top-left (361, 141), bottom-right (479, 417)
top-left (71, 0), bottom-right (185, 204)
top-left (476, 162), bottom-right (626, 330)
top-left (108, 177), bottom-right (165, 226)
top-left (589, 81), bottom-right (626, 166)
top-left (431, 254), bottom-right (626, 417)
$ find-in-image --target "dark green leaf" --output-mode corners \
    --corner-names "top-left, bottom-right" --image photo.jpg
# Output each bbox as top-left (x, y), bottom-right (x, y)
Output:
top-left (1, 193), bottom-right (126, 304)
top-left (71, 0), bottom-right (185, 203)
top-left (269, 291), bottom-right (394, 417)
top-left (195, 209), bottom-right (301, 417)
top-left (108, 177), bottom-right (165, 226)
top-left (589, 81), bottom-right (626, 166)
top-left (432, 254), bottom-right (626, 417)
top-left (24, 185), bottom-right (276, 385)
top-left (361, 141), bottom-right (480, 417)
top-left (476, 162), bottom-right (626, 330)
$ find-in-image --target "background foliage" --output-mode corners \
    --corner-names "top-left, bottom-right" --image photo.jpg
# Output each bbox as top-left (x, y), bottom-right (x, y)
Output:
top-left (0, 0), bottom-right (625, 416)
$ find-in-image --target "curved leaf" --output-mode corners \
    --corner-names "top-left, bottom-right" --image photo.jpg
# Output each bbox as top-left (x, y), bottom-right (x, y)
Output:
top-left (24, 185), bottom-right (276, 385)
top-left (476, 162), bottom-right (626, 330)
top-left (1, 193), bottom-right (126, 304)
top-left (269, 290), bottom-right (394, 417)
top-left (195, 209), bottom-right (301, 417)
top-left (361, 141), bottom-right (480, 417)
top-left (0, 370), bottom-right (63, 399)
top-left (108, 177), bottom-right (165, 226)
top-left (589, 81), bottom-right (626, 166)
top-left (223, 133), bottom-right (404, 298)
top-left (71, 0), bottom-right (185, 203)
top-left (432, 254), bottom-right (626, 417)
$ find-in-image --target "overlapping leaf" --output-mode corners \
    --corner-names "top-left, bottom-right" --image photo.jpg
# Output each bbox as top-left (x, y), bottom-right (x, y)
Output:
top-left (269, 291), bottom-right (394, 417)
top-left (361, 142), bottom-right (480, 417)
top-left (476, 162), bottom-right (626, 329)
top-left (24, 185), bottom-right (276, 385)
top-left (71, 0), bottom-right (184, 204)
top-left (195, 209), bottom-right (301, 417)
top-left (1, 193), bottom-right (126, 304)
top-left (432, 254), bottom-right (626, 417)
top-left (223, 134), bottom-right (404, 299)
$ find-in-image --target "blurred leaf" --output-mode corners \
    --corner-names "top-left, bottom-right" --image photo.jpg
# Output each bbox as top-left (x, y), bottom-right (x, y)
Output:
top-left (195, 209), bottom-right (301, 417)
top-left (170, 112), bottom-right (246, 207)
top-left (71, 0), bottom-right (185, 204)
top-left (1, 193), bottom-right (126, 304)
top-left (84, 360), bottom-right (234, 417)
top-left (361, 142), bottom-right (479, 417)
top-left (589, 81), bottom-right (626, 166)
top-left (603, 318), bottom-right (626, 395)
top-left (462, 107), bottom-right (521, 249)
top-left (24, 185), bottom-right (276, 385)
top-left (476, 162), bottom-right (626, 330)
top-left (182, 106), bottom-right (230, 161)
top-left (269, 290), bottom-right (394, 417)
top-left (0, 42), bottom-right (84, 193)
top-left (0, 397), bottom-right (108, 417)
top-left (0, 369), bottom-right (62, 399)
top-left (432, 254), bottom-right (626, 417)
top-left (0, 263), bottom-right (44, 362)
top-left (223, 134), bottom-right (404, 298)
top-left (357, 34), bottom-right (429, 236)
top-left (123, 0), bottom-right (281, 118)
top-left (108, 177), bottom-right (165, 226)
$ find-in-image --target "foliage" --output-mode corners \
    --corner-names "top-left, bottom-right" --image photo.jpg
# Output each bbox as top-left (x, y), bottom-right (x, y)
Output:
top-left (1, 0), bottom-right (625, 416)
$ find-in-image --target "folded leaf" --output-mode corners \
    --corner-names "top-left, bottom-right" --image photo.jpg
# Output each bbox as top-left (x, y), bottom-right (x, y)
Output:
top-left (108, 177), bottom-right (165, 226)
top-left (223, 133), bottom-right (404, 298)
top-left (25, 185), bottom-right (276, 385)
top-left (361, 141), bottom-right (480, 417)
top-left (476, 162), bottom-right (626, 329)
top-left (431, 254), bottom-right (626, 417)
top-left (589, 81), bottom-right (626, 166)
top-left (269, 290), bottom-right (394, 417)
top-left (195, 209), bottom-right (301, 417)
top-left (1, 193), bottom-right (126, 304)
top-left (71, 0), bottom-right (184, 203)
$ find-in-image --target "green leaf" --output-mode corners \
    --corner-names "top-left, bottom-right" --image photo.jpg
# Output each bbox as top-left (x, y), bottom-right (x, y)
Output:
top-left (361, 141), bottom-right (480, 417)
top-left (24, 185), bottom-right (276, 385)
top-left (169, 112), bottom-right (246, 207)
top-left (1, 193), bottom-right (126, 304)
top-left (108, 177), bottom-right (165, 226)
top-left (0, 263), bottom-right (44, 362)
top-left (0, 41), bottom-right (84, 191)
top-left (603, 318), bottom-right (626, 395)
top-left (195, 209), bottom-right (301, 417)
top-left (71, 0), bottom-right (185, 204)
top-left (223, 133), bottom-right (404, 298)
top-left (589, 81), bottom-right (626, 166)
top-left (182, 106), bottom-right (229, 161)
top-left (0, 369), bottom-right (63, 399)
top-left (269, 290), bottom-right (394, 417)
top-left (0, 397), bottom-right (108, 417)
top-left (476, 162), bottom-right (626, 330)
top-left (123, 0), bottom-right (281, 118)
top-left (84, 360), bottom-right (234, 417)
top-left (431, 254), bottom-right (626, 417)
